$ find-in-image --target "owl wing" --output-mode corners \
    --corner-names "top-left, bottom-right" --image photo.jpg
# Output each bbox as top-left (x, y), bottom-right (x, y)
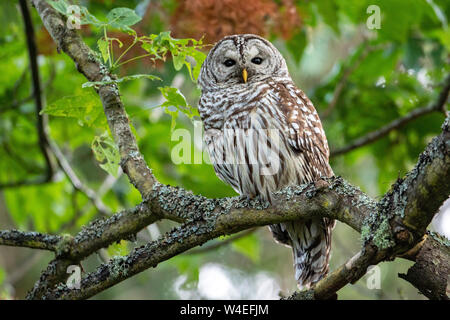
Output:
top-left (274, 81), bottom-right (332, 178)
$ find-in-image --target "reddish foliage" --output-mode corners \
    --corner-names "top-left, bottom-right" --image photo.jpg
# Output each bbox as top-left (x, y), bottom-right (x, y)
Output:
top-left (170, 0), bottom-right (302, 44)
top-left (36, 1), bottom-right (301, 71)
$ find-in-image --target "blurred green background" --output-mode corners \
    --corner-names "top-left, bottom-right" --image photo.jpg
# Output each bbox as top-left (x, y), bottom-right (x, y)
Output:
top-left (0, 0), bottom-right (449, 299)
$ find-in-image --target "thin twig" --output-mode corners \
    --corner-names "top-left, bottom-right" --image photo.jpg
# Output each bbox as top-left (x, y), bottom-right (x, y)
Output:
top-left (321, 44), bottom-right (372, 118)
top-left (0, 230), bottom-right (61, 252)
top-left (331, 74), bottom-right (450, 157)
top-left (48, 140), bottom-right (111, 216)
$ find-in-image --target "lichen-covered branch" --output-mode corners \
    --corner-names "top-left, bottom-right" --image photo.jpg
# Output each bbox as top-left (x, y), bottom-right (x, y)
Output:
top-left (32, 121), bottom-right (450, 299)
top-left (294, 116), bottom-right (450, 300)
top-left (399, 233), bottom-right (450, 300)
top-left (20, 176), bottom-right (371, 299)
top-left (35, 178), bottom-right (375, 299)
top-left (0, 230), bottom-right (61, 252)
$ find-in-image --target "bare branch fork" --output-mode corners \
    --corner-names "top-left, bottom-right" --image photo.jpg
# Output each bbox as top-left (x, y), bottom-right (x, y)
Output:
top-left (0, 0), bottom-right (448, 300)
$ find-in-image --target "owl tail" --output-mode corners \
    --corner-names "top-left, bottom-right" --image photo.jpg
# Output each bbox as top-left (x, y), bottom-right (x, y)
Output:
top-left (284, 218), bottom-right (334, 290)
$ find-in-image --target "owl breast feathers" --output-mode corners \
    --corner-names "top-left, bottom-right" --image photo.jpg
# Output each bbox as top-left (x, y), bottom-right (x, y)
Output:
top-left (197, 34), bottom-right (335, 289)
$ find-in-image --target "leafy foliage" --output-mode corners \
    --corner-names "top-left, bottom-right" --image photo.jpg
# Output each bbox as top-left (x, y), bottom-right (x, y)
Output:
top-left (91, 132), bottom-right (120, 177)
top-left (158, 86), bottom-right (199, 131)
top-left (0, 0), bottom-right (448, 300)
top-left (41, 91), bottom-right (106, 127)
top-left (231, 233), bottom-right (261, 263)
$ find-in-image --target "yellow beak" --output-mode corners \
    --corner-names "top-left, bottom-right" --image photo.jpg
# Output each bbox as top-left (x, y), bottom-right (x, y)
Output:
top-left (242, 68), bottom-right (248, 83)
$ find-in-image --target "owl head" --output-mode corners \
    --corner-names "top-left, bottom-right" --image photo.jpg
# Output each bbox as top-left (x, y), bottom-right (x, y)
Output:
top-left (198, 34), bottom-right (290, 90)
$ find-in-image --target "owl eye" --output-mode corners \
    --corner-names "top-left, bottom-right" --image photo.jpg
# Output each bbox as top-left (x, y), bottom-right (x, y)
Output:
top-left (223, 59), bottom-right (236, 67)
top-left (251, 57), bottom-right (263, 65)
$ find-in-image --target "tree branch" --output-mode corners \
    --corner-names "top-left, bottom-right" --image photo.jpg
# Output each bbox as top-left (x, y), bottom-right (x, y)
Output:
top-left (12, 0), bottom-right (448, 300)
top-left (48, 140), bottom-right (111, 216)
top-left (19, 0), bottom-right (55, 181)
top-left (330, 74), bottom-right (450, 157)
top-left (289, 117), bottom-right (450, 300)
top-left (0, 230), bottom-right (61, 252)
top-left (0, 1), bottom-right (58, 189)
top-left (399, 232), bottom-right (450, 300)
top-left (30, 0), bottom-right (156, 198)
top-left (286, 246), bottom-right (379, 300)
top-left (26, 117), bottom-right (450, 299)
top-left (321, 43), bottom-right (372, 119)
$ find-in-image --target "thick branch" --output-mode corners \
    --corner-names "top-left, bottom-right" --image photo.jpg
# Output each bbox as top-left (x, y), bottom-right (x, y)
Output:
top-left (22, 178), bottom-right (369, 264)
top-left (35, 121), bottom-right (450, 300)
top-left (399, 233), bottom-right (449, 300)
top-left (296, 116), bottom-right (450, 299)
top-left (31, 0), bottom-right (155, 197)
top-left (21, 177), bottom-right (369, 299)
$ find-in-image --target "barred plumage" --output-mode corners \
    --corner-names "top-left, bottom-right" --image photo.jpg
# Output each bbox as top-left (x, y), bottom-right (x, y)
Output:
top-left (198, 34), bottom-right (335, 289)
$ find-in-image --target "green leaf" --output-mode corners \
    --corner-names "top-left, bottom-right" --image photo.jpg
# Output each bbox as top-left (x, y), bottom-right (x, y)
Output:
top-left (106, 8), bottom-right (141, 29)
top-left (47, 0), bottom-right (70, 16)
top-left (172, 52), bottom-right (186, 71)
top-left (79, 7), bottom-right (102, 26)
top-left (169, 255), bottom-right (201, 288)
top-left (97, 38), bottom-right (109, 64)
top-left (40, 91), bottom-right (105, 127)
top-left (91, 132), bottom-right (120, 177)
top-left (138, 31), bottom-right (206, 80)
top-left (158, 86), bottom-right (199, 130)
top-left (185, 49), bottom-right (206, 81)
top-left (159, 86), bottom-right (189, 108)
top-left (231, 233), bottom-right (260, 263)
top-left (107, 240), bottom-right (129, 257)
top-left (82, 74), bottom-right (161, 88)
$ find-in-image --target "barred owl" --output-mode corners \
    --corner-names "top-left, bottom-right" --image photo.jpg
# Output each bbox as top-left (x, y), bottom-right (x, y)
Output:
top-left (197, 34), bottom-right (335, 289)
